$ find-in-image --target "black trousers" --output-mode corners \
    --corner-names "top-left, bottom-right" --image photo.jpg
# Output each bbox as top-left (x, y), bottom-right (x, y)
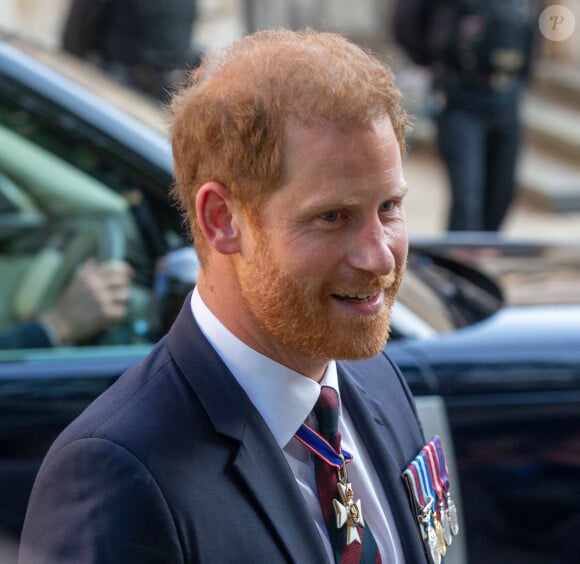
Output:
top-left (435, 86), bottom-right (523, 232)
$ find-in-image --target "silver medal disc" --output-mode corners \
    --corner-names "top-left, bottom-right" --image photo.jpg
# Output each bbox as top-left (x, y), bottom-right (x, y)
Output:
top-left (448, 497), bottom-right (459, 536)
top-left (427, 525), bottom-right (441, 564)
top-left (441, 507), bottom-right (452, 546)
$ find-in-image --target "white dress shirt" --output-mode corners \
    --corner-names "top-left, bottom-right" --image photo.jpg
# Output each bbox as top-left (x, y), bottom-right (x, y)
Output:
top-left (191, 288), bottom-right (404, 563)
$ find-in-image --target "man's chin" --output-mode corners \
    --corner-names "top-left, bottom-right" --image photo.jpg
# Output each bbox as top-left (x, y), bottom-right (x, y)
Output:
top-left (332, 338), bottom-right (389, 361)
top-left (318, 321), bottom-right (391, 361)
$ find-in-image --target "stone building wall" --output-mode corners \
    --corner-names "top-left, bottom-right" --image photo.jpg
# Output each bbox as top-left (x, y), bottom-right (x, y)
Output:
top-left (0, 0), bottom-right (391, 53)
top-left (0, 0), bottom-right (578, 64)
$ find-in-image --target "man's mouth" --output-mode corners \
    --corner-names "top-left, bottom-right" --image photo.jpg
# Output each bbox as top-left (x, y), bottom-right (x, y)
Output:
top-left (331, 291), bottom-right (381, 302)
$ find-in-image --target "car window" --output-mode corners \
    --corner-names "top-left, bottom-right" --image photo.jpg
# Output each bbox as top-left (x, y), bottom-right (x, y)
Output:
top-left (8, 37), bottom-right (168, 136)
top-left (0, 58), bottom-right (186, 352)
top-left (0, 71), bottom-right (176, 251)
top-left (394, 250), bottom-right (504, 336)
top-left (439, 245), bottom-right (580, 307)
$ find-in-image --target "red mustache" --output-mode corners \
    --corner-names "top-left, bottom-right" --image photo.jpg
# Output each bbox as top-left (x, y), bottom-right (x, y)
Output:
top-left (324, 271), bottom-right (400, 296)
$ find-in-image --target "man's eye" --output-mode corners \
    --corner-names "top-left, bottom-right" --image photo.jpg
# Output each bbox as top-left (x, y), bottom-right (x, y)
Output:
top-left (379, 201), bottom-right (394, 213)
top-left (321, 211), bottom-right (341, 222)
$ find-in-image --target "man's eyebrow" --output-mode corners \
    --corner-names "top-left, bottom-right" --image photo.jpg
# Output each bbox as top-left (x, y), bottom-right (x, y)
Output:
top-left (379, 182), bottom-right (408, 201)
top-left (396, 184), bottom-right (409, 198)
top-left (300, 181), bottom-right (409, 211)
top-left (339, 184), bottom-right (410, 204)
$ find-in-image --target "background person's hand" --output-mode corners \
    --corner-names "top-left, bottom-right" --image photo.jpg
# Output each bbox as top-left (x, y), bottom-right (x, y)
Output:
top-left (40, 259), bottom-right (133, 344)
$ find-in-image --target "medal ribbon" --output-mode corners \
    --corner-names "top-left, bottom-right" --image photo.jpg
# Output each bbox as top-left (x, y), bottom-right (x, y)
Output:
top-left (298, 386), bottom-right (382, 561)
top-left (403, 436), bottom-right (459, 558)
top-left (295, 423), bottom-right (353, 469)
top-left (418, 451), bottom-right (448, 557)
top-left (417, 454), bottom-right (436, 504)
top-left (423, 444), bottom-right (444, 502)
top-left (433, 436), bottom-right (459, 537)
top-left (433, 436), bottom-right (450, 492)
top-left (430, 442), bottom-right (449, 501)
top-left (403, 462), bottom-right (431, 510)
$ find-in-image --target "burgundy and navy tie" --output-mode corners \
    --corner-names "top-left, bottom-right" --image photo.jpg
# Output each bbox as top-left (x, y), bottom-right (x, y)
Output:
top-left (313, 386), bottom-right (382, 564)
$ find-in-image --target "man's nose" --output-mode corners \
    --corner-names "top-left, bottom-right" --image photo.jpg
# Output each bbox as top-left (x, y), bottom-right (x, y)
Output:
top-left (347, 219), bottom-right (396, 276)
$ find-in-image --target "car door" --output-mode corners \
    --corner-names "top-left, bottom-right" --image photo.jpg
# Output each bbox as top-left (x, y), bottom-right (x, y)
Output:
top-left (390, 243), bottom-right (580, 563)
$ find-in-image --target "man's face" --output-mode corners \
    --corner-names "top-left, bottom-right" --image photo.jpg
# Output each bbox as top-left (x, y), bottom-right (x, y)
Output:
top-left (236, 117), bottom-right (408, 364)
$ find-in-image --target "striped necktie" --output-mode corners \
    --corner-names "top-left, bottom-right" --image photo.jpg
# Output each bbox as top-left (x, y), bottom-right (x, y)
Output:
top-left (314, 386), bottom-right (382, 564)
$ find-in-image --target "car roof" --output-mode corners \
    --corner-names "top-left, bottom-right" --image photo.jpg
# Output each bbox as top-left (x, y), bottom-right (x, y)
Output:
top-left (0, 34), bottom-right (173, 176)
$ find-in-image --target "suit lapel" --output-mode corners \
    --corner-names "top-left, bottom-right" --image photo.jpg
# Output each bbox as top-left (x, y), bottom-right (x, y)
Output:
top-left (338, 363), bottom-right (429, 563)
top-left (167, 298), bottom-right (327, 562)
top-left (231, 410), bottom-right (328, 563)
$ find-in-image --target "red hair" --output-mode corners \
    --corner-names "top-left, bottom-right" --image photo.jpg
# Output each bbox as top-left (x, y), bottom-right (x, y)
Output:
top-left (169, 28), bottom-right (408, 262)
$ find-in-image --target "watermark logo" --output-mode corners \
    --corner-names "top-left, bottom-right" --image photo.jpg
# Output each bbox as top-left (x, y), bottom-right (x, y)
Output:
top-left (539, 4), bottom-right (576, 42)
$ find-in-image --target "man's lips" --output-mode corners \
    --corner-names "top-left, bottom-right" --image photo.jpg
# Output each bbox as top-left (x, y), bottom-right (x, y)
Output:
top-left (331, 291), bottom-right (382, 302)
top-left (330, 290), bottom-right (385, 314)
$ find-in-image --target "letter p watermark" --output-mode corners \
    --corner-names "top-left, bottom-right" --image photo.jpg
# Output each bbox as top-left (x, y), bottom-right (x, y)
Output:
top-left (539, 5), bottom-right (576, 41)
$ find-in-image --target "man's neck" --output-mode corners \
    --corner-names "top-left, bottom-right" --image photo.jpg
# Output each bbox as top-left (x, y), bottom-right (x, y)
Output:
top-left (196, 276), bottom-right (330, 382)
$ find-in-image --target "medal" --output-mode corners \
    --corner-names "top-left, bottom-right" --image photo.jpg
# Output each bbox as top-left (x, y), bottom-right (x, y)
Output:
top-left (447, 494), bottom-right (459, 536)
top-left (440, 499), bottom-right (452, 546)
top-left (403, 436), bottom-right (460, 562)
top-left (427, 522), bottom-right (441, 564)
top-left (416, 454), bottom-right (446, 557)
top-left (406, 460), bottom-right (442, 564)
top-left (429, 440), bottom-right (453, 544)
top-left (403, 464), bottom-right (431, 541)
top-left (294, 424), bottom-right (364, 543)
top-left (423, 442), bottom-right (450, 550)
top-left (433, 436), bottom-right (459, 537)
top-left (333, 457), bottom-right (365, 544)
top-left (433, 515), bottom-right (446, 556)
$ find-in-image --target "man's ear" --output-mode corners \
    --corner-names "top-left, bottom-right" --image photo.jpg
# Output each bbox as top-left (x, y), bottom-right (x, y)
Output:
top-left (195, 182), bottom-right (242, 255)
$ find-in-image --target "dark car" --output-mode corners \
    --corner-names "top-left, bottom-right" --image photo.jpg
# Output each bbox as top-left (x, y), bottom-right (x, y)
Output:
top-left (389, 237), bottom-right (580, 563)
top-left (1, 36), bottom-right (580, 563)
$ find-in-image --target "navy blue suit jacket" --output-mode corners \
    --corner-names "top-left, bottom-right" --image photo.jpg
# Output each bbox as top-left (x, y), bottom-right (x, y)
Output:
top-left (20, 298), bottom-right (429, 563)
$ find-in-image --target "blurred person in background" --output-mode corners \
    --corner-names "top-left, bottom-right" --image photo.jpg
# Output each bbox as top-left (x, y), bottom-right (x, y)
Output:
top-left (0, 259), bottom-right (133, 349)
top-left (62, 0), bottom-right (201, 102)
top-left (394, 0), bottom-right (541, 231)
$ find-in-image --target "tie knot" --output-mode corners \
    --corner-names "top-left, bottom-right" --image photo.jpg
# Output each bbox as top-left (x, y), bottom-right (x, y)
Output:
top-left (314, 386), bottom-right (339, 444)
top-left (316, 385), bottom-right (339, 410)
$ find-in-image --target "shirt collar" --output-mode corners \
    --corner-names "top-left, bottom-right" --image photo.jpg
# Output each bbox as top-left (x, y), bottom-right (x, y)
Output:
top-left (191, 288), bottom-right (339, 447)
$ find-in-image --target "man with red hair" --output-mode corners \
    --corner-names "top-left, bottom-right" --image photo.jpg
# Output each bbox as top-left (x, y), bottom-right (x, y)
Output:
top-left (21, 29), bottom-right (433, 563)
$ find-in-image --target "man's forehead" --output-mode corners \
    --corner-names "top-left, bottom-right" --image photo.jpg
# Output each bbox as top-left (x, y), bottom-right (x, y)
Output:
top-left (283, 116), bottom-right (392, 137)
top-left (281, 116), bottom-right (396, 162)
top-left (273, 116), bottom-right (405, 208)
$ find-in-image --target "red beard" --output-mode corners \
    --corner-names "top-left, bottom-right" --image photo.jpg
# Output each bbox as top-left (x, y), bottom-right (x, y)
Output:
top-left (238, 235), bottom-right (404, 362)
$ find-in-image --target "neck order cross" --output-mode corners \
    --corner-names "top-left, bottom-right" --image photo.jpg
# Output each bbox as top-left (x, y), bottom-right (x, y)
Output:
top-left (294, 386), bottom-right (381, 563)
